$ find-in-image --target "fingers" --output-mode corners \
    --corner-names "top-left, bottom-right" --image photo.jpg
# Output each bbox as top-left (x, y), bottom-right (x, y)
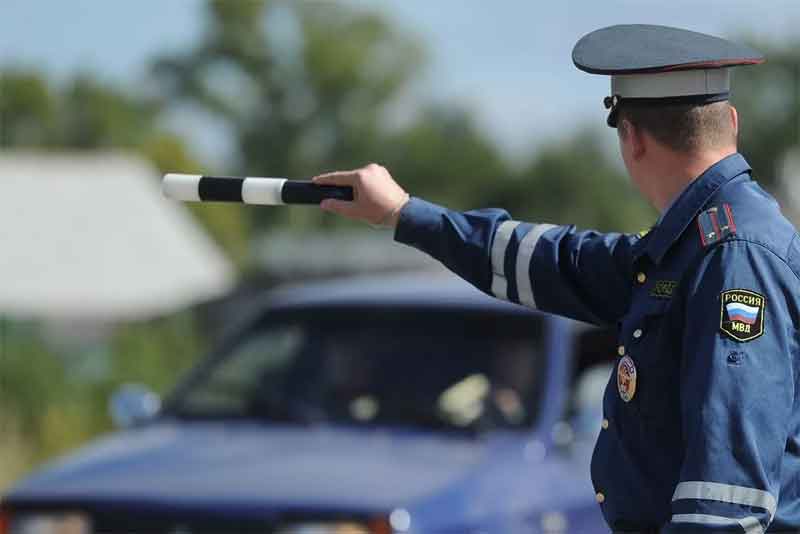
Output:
top-left (320, 198), bottom-right (361, 219)
top-left (312, 170), bottom-right (360, 186)
top-left (315, 163), bottom-right (402, 226)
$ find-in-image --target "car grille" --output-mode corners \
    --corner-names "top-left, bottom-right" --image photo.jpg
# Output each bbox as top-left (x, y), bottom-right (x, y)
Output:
top-left (88, 512), bottom-right (376, 534)
top-left (90, 517), bottom-right (279, 534)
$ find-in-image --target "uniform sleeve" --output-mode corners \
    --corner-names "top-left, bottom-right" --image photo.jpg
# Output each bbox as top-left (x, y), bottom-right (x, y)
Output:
top-left (394, 197), bottom-right (639, 325)
top-left (663, 240), bottom-right (798, 533)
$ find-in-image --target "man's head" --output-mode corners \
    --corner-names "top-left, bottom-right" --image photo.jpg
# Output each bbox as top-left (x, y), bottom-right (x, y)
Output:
top-left (616, 101), bottom-right (739, 194)
top-left (572, 24), bottom-right (763, 209)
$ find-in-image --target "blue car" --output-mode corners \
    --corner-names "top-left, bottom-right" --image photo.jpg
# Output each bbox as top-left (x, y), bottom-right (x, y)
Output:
top-left (2, 273), bottom-right (615, 533)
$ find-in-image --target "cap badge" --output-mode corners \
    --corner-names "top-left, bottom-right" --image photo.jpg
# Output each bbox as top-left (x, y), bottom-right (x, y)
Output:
top-left (604, 94), bottom-right (620, 110)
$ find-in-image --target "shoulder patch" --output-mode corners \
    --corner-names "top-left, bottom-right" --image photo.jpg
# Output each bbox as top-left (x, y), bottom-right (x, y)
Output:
top-left (697, 204), bottom-right (736, 248)
top-left (720, 289), bottom-right (765, 342)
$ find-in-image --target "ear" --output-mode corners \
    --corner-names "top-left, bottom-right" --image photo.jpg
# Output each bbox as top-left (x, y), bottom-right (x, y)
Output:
top-left (729, 104), bottom-right (739, 136)
top-left (620, 119), bottom-right (646, 160)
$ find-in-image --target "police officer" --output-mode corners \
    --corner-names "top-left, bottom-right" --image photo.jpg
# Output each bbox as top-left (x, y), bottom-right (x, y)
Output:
top-left (313, 25), bottom-right (800, 533)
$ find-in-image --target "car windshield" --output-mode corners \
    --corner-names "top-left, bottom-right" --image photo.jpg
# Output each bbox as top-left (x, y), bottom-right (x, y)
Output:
top-left (167, 307), bottom-right (545, 434)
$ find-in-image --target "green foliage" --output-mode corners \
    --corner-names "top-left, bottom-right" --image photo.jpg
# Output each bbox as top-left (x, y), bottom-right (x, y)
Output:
top-left (0, 71), bottom-right (157, 148)
top-left (0, 412), bottom-right (33, 491)
top-left (60, 76), bottom-right (158, 148)
top-left (108, 313), bottom-right (204, 396)
top-left (0, 324), bottom-right (103, 480)
top-left (152, 0), bottom-right (645, 235)
top-left (153, 0), bottom-right (424, 232)
top-left (375, 108), bottom-right (511, 209)
top-left (0, 326), bottom-right (68, 439)
top-left (0, 70), bottom-right (58, 146)
top-left (0, 314), bottom-right (205, 490)
top-left (508, 131), bottom-right (655, 231)
top-left (732, 39), bottom-right (800, 188)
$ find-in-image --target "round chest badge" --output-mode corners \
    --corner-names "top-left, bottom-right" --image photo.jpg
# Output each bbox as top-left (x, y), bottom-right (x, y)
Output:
top-left (617, 355), bottom-right (637, 403)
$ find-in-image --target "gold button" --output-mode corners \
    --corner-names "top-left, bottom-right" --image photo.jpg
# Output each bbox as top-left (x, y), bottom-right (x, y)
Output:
top-left (636, 272), bottom-right (647, 284)
top-left (596, 492), bottom-right (605, 503)
top-left (633, 329), bottom-right (643, 339)
top-left (601, 418), bottom-right (609, 430)
top-left (617, 345), bottom-right (625, 356)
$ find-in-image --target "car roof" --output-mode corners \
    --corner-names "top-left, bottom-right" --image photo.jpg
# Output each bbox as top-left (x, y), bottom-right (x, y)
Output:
top-left (260, 271), bottom-right (538, 315)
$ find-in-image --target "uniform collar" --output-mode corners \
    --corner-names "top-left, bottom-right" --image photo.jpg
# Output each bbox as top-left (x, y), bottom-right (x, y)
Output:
top-left (636, 152), bottom-right (751, 265)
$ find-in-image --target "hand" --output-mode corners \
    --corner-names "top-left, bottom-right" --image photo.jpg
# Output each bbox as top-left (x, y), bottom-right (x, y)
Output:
top-left (312, 163), bottom-right (409, 227)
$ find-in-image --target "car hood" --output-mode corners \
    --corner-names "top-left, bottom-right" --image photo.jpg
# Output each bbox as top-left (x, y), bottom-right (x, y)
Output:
top-left (6, 420), bottom-right (490, 516)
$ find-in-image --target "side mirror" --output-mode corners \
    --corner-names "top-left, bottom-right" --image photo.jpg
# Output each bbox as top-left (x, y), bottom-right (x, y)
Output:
top-left (109, 383), bottom-right (161, 429)
top-left (550, 420), bottom-right (577, 453)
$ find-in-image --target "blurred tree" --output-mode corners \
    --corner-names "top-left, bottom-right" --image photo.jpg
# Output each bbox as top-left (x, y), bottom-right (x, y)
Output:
top-left (0, 71), bottom-right (58, 146)
top-left (152, 1), bottom-right (654, 234)
top-left (60, 75), bottom-right (159, 148)
top-left (509, 130), bottom-right (656, 232)
top-left (0, 314), bottom-right (204, 484)
top-left (373, 108), bottom-right (511, 210)
top-left (731, 40), bottom-right (800, 189)
top-left (0, 322), bottom-right (101, 472)
top-left (0, 70), bottom-right (158, 148)
top-left (153, 0), bottom-right (425, 231)
top-left (0, 325), bottom-right (67, 439)
top-left (0, 411), bottom-right (33, 491)
top-left (107, 312), bottom-right (203, 396)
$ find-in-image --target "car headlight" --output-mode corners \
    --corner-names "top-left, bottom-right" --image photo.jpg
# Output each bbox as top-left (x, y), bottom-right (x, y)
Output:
top-left (276, 515), bottom-right (404, 534)
top-left (7, 512), bottom-right (90, 534)
top-left (275, 524), bottom-right (370, 534)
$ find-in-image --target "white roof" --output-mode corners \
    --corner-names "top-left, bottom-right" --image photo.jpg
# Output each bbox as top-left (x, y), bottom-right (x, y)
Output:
top-left (0, 151), bottom-right (236, 320)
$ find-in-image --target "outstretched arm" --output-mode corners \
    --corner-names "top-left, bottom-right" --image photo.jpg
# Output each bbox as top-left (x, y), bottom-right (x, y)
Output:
top-left (314, 163), bottom-right (639, 325)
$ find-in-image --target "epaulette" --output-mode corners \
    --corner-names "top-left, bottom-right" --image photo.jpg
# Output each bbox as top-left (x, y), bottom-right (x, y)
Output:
top-left (697, 204), bottom-right (736, 248)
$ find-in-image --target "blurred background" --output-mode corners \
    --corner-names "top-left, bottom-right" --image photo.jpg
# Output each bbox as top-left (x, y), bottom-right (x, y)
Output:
top-left (3, 0), bottom-right (800, 492)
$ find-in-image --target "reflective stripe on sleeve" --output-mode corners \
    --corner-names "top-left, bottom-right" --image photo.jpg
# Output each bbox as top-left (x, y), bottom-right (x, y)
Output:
top-left (672, 481), bottom-right (776, 521)
top-left (671, 513), bottom-right (763, 534)
top-left (515, 223), bottom-right (556, 308)
top-left (490, 221), bottom-right (521, 300)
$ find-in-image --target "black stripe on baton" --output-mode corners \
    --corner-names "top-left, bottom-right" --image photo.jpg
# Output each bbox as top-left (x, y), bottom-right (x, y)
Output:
top-left (198, 176), bottom-right (244, 202)
top-left (195, 175), bottom-right (354, 204)
top-left (281, 181), bottom-right (354, 204)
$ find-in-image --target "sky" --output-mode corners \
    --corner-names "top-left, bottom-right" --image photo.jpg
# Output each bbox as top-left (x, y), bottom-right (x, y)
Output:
top-left (3, 0), bottom-right (800, 165)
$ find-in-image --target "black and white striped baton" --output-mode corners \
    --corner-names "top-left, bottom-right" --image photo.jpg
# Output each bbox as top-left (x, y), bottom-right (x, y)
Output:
top-left (162, 174), bottom-right (354, 205)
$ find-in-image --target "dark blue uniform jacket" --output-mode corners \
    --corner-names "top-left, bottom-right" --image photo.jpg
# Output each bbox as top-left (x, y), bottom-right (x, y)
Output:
top-left (394, 153), bottom-right (800, 533)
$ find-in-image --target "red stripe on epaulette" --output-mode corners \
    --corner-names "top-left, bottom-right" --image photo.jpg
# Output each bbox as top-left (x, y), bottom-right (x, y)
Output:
top-left (723, 203), bottom-right (736, 234)
top-left (709, 208), bottom-right (721, 238)
top-left (697, 216), bottom-right (709, 247)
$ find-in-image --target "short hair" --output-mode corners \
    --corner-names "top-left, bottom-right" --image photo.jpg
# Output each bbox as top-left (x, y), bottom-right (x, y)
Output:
top-left (617, 101), bottom-right (736, 153)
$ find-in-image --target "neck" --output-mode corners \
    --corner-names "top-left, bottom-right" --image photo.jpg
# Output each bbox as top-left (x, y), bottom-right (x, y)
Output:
top-left (646, 147), bottom-right (737, 214)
